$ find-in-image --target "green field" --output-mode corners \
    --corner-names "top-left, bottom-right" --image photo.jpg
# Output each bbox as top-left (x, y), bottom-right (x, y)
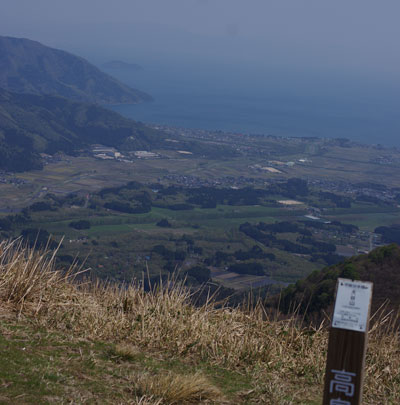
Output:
top-left (31, 204), bottom-right (307, 240)
top-left (325, 205), bottom-right (400, 231)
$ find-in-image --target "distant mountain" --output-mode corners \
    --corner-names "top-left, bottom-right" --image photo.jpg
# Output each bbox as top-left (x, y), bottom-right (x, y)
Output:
top-left (275, 244), bottom-right (400, 323)
top-left (0, 36), bottom-right (152, 104)
top-left (0, 88), bottom-right (164, 172)
top-left (102, 60), bottom-right (143, 71)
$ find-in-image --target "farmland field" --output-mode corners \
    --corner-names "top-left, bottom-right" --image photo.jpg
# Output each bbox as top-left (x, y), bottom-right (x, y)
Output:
top-left (2, 134), bottom-right (400, 291)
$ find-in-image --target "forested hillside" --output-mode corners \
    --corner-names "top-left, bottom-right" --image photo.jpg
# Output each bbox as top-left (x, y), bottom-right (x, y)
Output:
top-left (0, 36), bottom-right (151, 104)
top-left (0, 88), bottom-right (165, 171)
top-left (277, 244), bottom-right (400, 322)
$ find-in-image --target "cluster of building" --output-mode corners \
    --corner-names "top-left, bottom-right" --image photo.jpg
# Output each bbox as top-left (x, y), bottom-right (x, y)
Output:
top-left (307, 178), bottom-right (398, 203)
top-left (371, 155), bottom-right (398, 165)
top-left (39, 153), bottom-right (68, 165)
top-left (0, 172), bottom-right (28, 186)
top-left (90, 145), bottom-right (160, 162)
top-left (91, 145), bottom-right (124, 160)
top-left (160, 174), bottom-right (265, 188)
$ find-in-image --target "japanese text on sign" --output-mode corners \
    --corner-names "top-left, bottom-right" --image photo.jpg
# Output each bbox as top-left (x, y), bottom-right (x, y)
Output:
top-left (332, 279), bottom-right (372, 332)
top-left (329, 369), bottom-right (356, 397)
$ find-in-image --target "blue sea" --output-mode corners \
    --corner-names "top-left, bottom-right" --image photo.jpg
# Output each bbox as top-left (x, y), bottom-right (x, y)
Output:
top-left (106, 63), bottom-right (400, 147)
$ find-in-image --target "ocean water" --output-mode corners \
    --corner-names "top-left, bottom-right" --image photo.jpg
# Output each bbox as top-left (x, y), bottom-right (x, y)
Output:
top-left (106, 63), bottom-right (400, 147)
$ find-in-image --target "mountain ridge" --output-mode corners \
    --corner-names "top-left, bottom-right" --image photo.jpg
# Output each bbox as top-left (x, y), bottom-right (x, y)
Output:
top-left (0, 35), bottom-right (152, 104)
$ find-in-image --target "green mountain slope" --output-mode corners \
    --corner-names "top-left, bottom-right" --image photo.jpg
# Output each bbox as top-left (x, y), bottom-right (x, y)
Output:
top-left (0, 36), bottom-right (152, 104)
top-left (277, 244), bottom-right (400, 322)
top-left (0, 88), bottom-right (164, 171)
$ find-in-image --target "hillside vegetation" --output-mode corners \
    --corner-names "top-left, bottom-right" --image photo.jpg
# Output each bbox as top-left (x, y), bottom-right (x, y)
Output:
top-left (278, 244), bottom-right (400, 323)
top-left (0, 240), bottom-right (399, 404)
top-left (0, 88), bottom-right (165, 171)
top-left (0, 36), bottom-right (151, 104)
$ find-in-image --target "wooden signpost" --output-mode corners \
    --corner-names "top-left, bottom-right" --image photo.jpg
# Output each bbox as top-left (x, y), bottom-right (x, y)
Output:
top-left (323, 278), bottom-right (373, 405)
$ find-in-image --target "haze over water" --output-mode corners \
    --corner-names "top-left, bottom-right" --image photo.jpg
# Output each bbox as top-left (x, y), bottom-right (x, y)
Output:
top-left (2, 0), bottom-right (400, 147)
top-left (109, 62), bottom-right (400, 147)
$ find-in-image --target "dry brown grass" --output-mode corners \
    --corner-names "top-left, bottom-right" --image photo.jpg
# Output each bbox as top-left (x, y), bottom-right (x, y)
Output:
top-left (0, 238), bottom-right (66, 307)
top-left (132, 371), bottom-right (223, 404)
top-left (133, 396), bottom-right (163, 405)
top-left (0, 239), bottom-right (399, 404)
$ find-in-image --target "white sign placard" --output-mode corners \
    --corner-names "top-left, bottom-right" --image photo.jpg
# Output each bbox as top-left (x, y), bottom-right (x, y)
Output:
top-left (332, 278), bottom-right (373, 332)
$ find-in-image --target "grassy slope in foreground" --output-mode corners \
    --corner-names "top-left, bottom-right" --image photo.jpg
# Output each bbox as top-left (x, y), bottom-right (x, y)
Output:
top-left (0, 240), bottom-right (399, 404)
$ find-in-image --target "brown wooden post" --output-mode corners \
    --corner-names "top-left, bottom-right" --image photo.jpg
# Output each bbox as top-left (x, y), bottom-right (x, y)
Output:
top-left (323, 278), bottom-right (373, 405)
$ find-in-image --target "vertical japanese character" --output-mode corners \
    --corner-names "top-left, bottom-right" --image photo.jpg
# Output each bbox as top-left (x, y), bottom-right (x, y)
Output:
top-left (329, 369), bottom-right (356, 397)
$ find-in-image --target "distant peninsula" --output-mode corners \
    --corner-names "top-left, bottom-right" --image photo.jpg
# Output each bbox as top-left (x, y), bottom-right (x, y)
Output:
top-left (102, 60), bottom-right (143, 71)
top-left (0, 36), bottom-right (152, 104)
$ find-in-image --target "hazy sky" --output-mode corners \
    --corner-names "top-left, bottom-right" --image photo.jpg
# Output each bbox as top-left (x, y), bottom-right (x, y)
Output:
top-left (2, 0), bottom-right (400, 80)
